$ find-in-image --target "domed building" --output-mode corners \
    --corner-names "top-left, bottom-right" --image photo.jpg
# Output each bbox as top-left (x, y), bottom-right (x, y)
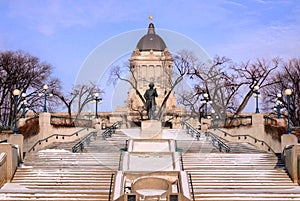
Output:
top-left (126, 22), bottom-right (177, 122)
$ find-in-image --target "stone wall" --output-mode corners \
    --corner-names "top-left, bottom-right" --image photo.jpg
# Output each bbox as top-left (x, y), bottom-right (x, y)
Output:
top-left (23, 113), bottom-right (94, 153)
top-left (213, 113), bottom-right (282, 153)
top-left (0, 143), bottom-right (19, 182)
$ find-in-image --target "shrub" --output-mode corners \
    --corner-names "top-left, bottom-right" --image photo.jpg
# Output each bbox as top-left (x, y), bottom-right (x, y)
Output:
top-left (18, 118), bottom-right (39, 139)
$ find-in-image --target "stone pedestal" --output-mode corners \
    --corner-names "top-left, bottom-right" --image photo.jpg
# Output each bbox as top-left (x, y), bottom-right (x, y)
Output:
top-left (8, 134), bottom-right (24, 162)
top-left (281, 134), bottom-right (298, 153)
top-left (39, 113), bottom-right (52, 140)
top-left (141, 120), bottom-right (162, 139)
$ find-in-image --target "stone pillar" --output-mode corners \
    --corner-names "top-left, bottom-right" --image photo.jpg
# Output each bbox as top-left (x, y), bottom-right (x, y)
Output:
top-left (141, 120), bottom-right (162, 139)
top-left (39, 113), bottom-right (52, 140)
top-left (281, 134), bottom-right (298, 153)
top-left (0, 144), bottom-right (18, 182)
top-left (8, 134), bottom-right (24, 162)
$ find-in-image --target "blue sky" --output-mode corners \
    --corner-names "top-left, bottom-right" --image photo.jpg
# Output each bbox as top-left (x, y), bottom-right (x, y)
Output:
top-left (1, 0), bottom-right (300, 111)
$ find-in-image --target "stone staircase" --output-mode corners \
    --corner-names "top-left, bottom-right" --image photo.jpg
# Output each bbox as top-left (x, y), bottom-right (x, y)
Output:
top-left (0, 137), bottom-right (121, 200)
top-left (1, 128), bottom-right (300, 200)
top-left (183, 151), bottom-right (300, 200)
top-left (84, 130), bottom-right (128, 153)
top-left (176, 132), bottom-right (266, 154)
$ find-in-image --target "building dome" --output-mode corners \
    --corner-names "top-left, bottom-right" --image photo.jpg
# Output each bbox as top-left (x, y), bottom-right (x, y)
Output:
top-left (136, 23), bottom-right (167, 51)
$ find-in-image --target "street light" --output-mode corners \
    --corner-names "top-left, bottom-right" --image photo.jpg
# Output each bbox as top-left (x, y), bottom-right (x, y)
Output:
top-left (21, 93), bottom-right (28, 118)
top-left (253, 86), bottom-right (260, 113)
top-left (285, 89), bottom-right (292, 134)
top-left (12, 89), bottom-right (21, 134)
top-left (200, 93), bottom-right (212, 119)
top-left (93, 93), bottom-right (102, 119)
top-left (273, 93), bottom-right (283, 119)
top-left (38, 84), bottom-right (53, 112)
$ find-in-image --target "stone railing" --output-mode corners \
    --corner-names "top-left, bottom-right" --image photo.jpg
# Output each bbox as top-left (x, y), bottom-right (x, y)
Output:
top-left (50, 115), bottom-right (92, 128)
top-left (0, 142), bottom-right (20, 184)
top-left (211, 115), bottom-right (252, 128)
top-left (264, 115), bottom-right (278, 126)
top-left (213, 128), bottom-right (275, 153)
top-left (28, 127), bottom-right (90, 152)
top-left (282, 141), bottom-right (300, 184)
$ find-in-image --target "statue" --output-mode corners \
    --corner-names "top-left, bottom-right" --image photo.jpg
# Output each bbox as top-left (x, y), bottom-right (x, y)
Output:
top-left (144, 82), bottom-right (158, 120)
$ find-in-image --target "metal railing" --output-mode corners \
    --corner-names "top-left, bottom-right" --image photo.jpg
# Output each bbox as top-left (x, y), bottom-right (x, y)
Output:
top-left (188, 173), bottom-right (195, 201)
top-left (180, 152), bottom-right (185, 171)
top-left (71, 121), bottom-right (123, 152)
top-left (72, 131), bottom-right (97, 153)
top-left (181, 121), bottom-right (201, 140)
top-left (182, 121), bottom-right (230, 152)
top-left (214, 128), bottom-right (275, 153)
top-left (0, 140), bottom-right (7, 143)
top-left (102, 121), bottom-right (122, 140)
top-left (118, 151), bottom-right (123, 171)
top-left (108, 173), bottom-right (115, 201)
top-left (28, 128), bottom-right (87, 152)
top-left (205, 131), bottom-right (231, 153)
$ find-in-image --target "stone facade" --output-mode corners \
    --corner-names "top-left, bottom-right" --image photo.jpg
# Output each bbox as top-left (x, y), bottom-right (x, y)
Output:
top-left (126, 22), bottom-right (177, 121)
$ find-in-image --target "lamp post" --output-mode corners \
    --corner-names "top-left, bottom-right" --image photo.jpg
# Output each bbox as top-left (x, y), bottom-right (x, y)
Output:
top-left (38, 84), bottom-right (53, 112)
top-left (21, 93), bottom-right (27, 118)
top-left (253, 86), bottom-right (260, 113)
top-left (12, 89), bottom-right (21, 134)
top-left (274, 93), bottom-right (283, 119)
top-left (285, 89), bottom-right (292, 134)
top-left (93, 93), bottom-right (102, 119)
top-left (200, 93), bottom-right (212, 119)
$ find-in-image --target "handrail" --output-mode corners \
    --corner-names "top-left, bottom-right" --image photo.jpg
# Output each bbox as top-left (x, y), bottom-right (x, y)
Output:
top-left (72, 121), bottom-right (123, 152)
top-left (181, 121), bottom-right (201, 139)
top-left (180, 152), bottom-right (184, 171)
top-left (214, 128), bottom-right (275, 153)
top-left (182, 121), bottom-right (229, 152)
top-left (118, 151), bottom-right (123, 171)
top-left (72, 131), bottom-right (97, 153)
top-left (102, 121), bottom-right (122, 140)
top-left (205, 131), bottom-right (231, 153)
top-left (108, 173), bottom-right (115, 201)
top-left (28, 128), bottom-right (87, 152)
top-left (188, 173), bottom-right (195, 201)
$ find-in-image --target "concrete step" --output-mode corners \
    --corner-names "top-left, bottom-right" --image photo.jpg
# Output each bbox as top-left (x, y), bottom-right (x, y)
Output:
top-left (182, 152), bottom-right (300, 200)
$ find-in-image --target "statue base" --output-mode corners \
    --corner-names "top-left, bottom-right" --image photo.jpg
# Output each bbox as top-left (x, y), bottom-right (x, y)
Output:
top-left (140, 120), bottom-right (162, 139)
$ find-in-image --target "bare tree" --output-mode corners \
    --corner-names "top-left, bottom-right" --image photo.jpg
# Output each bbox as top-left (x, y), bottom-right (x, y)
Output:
top-left (0, 50), bottom-right (61, 126)
top-left (182, 55), bottom-right (279, 120)
top-left (109, 50), bottom-right (191, 121)
top-left (232, 58), bottom-right (280, 115)
top-left (128, 98), bottom-right (146, 121)
top-left (156, 50), bottom-right (191, 119)
top-left (53, 83), bottom-right (102, 118)
top-left (110, 62), bottom-right (146, 106)
top-left (185, 55), bottom-right (235, 119)
top-left (262, 58), bottom-right (300, 126)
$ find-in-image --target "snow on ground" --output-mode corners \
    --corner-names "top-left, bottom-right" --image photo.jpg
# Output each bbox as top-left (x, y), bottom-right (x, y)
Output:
top-left (38, 149), bottom-right (70, 153)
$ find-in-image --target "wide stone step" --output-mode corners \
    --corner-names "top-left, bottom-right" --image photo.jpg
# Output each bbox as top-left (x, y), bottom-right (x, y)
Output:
top-left (194, 196), bottom-right (300, 201)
